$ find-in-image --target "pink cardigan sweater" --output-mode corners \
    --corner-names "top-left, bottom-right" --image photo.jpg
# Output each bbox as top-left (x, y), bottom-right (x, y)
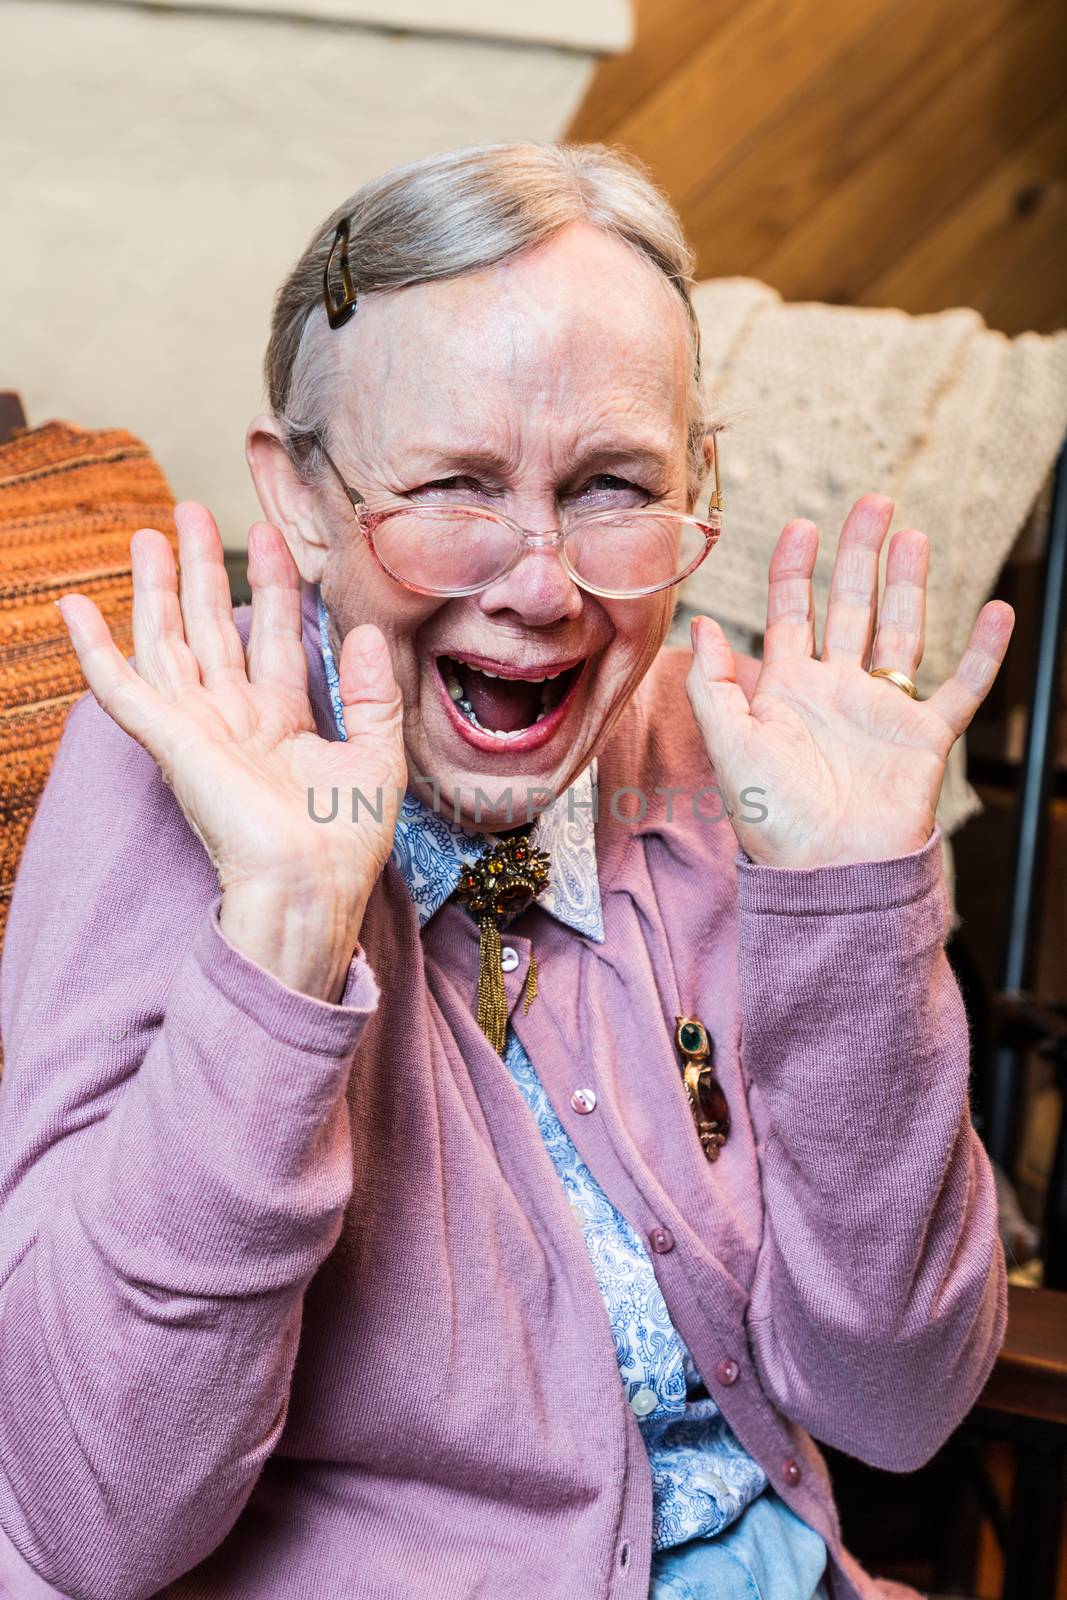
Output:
top-left (0, 582), bottom-right (1006, 1600)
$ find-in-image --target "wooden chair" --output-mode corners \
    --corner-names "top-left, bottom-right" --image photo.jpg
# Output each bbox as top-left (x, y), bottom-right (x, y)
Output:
top-left (969, 1284), bottom-right (1067, 1597)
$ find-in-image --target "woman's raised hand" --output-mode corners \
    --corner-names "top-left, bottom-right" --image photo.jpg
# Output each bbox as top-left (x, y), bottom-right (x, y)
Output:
top-left (685, 494), bottom-right (1015, 870)
top-left (55, 502), bottom-right (407, 1000)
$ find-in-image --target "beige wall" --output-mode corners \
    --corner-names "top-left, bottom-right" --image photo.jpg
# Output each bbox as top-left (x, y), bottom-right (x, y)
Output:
top-left (1, 2), bottom-right (610, 548)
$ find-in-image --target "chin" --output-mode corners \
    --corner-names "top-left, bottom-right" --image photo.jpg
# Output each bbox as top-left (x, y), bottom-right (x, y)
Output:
top-left (409, 745), bottom-right (590, 834)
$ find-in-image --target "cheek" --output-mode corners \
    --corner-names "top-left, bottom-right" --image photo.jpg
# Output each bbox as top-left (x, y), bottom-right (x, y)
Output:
top-left (598, 598), bottom-right (672, 690)
top-left (322, 540), bottom-right (387, 626)
top-left (321, 546), bottom-right (440, 690)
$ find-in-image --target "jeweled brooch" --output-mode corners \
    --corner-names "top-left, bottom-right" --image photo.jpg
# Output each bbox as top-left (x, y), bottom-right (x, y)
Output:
top-left (674, 1016), bottom-right (730, 1162)
top-left (455, 834), bottom-right (550, 1054)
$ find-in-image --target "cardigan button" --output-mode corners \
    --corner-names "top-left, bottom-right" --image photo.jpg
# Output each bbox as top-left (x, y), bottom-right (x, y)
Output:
top-left (630, 1387), bottom-right (658, 1418)
top-left (500, 946), bottom-right (520, 973)
top-left (571, 1087), bottom-right (597, 1114)
top-left (714, 1356), bottom-right (740, 1386)
top-left (782, 1457), bottom-right (802, 1486)
top-left (648, 1225), bottom-right (675, 1254)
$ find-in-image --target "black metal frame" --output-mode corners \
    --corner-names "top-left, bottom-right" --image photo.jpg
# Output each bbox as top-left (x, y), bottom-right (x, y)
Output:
top-left (987, 437), bottom-right (1067, 1288)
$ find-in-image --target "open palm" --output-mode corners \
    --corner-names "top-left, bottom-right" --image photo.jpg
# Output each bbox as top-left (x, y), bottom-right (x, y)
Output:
top-left (55, 501), bottom-right (407, 916)
top-left (686, 495), bottom-right (1015, 868)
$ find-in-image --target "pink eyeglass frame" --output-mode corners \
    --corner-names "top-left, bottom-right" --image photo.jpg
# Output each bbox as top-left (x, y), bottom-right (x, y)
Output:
top-left (311, 433), bottom-right (724, 601)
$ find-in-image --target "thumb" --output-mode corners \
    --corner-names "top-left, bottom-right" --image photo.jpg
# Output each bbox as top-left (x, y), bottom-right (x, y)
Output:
top-left (338, 623), bottom-right (403, 737)
top-left (685, 615), bottom-right (750, 761)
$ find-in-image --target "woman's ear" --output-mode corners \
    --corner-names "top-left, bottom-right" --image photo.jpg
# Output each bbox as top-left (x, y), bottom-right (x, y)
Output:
top-left (246, 415), bottom-right (330, 586)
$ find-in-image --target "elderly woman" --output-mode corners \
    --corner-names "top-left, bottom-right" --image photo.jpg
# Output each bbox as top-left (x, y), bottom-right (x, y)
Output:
top-left (0, 143), bottom-right (1010, 1600)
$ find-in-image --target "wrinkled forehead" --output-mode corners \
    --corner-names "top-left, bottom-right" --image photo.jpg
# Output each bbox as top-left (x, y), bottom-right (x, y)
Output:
top-left (328, 223), bottom-right (692, 472)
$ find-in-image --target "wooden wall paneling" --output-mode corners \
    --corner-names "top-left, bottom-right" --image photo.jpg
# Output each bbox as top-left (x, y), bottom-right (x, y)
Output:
top-left (751, 0), bottom-right (1064, 305)
top-left (588, 0), bottom-right (904, 209)
top-left (568, 0), bottom-right (1066, 335)
top-left (679, 0), bottom-right (1020, 279)
top-left (568, 0), bottom-right (748, 141)
top-left (864, 102), bottom-right (1067, 330)
top-left (981, 207), bottom-right (1067, 336)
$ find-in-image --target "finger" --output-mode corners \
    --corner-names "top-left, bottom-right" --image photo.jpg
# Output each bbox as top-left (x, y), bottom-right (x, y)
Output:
top-left (762, 519), bottom-right (818, 665)
top-left (820, 494), bottom-right (894, 664)
top-left (245, 522), bottom-right (309, 696)
top-left (175, 502), bottom-right (247, 689)
top-left (685, 614), bottom-right (751, 760)
top-left (925, 601), bottom-right (1015, 738)
top-left (337, 623), bottom-right (404, 736)
top-left (55, 594), bottom-right (170, 755)
top-left (130, 524), bottom-right (201, 697)
top-left (868, 529), bottom-right (928, 677)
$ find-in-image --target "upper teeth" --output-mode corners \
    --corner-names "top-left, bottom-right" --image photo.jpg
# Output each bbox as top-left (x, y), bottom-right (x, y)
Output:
top-left (443, 657), bottom-right (565, 685)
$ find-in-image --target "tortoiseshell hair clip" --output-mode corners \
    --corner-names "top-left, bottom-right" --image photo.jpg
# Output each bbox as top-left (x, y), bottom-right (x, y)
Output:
top-left (323, 218), bottom-right (358, 329)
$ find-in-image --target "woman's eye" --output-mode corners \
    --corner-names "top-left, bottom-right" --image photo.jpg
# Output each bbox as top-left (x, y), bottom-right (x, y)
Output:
top-left (573, 475), bottom-right (649, 501)
top-left (416, 476), bottom-right (492, 497)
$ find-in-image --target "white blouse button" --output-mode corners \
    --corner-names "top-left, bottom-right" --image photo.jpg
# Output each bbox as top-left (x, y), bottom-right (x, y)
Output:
top-left (630, 1387), bottom-right (658, 1418)
top-left (500, 946), bottom-right (520, 973)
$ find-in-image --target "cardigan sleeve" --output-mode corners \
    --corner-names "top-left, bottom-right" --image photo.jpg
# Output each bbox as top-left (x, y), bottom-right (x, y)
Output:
top-left (0, 690), bottom-right (380, 1600)
top-left (734, 824), bottom-right (1007, 1472)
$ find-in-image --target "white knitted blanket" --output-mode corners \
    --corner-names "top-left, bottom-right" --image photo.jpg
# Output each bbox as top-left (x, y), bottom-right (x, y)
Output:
top-left (676, 278), bottom-right (1067, 855)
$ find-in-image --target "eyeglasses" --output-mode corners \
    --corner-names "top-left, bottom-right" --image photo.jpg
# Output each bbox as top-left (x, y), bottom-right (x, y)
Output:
top-left (310, 434), bottom-right (723, 601)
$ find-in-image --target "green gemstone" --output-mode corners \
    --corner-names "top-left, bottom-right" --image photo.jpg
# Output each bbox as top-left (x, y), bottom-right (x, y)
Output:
top-left (679, 1021), bottom-right (706, 1054)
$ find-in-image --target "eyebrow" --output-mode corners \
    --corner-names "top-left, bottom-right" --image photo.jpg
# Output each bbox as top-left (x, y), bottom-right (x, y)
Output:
top-left (399, 441), bottom-right (677, 484)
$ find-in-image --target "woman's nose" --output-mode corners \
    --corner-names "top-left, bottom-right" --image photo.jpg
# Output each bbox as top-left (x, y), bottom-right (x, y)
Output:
top-left (476, 539), bottom-right (584, 626)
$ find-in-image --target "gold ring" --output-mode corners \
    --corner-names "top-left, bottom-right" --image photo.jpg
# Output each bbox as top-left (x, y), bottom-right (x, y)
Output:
top-left (869, 667), bottom-right (918, 699)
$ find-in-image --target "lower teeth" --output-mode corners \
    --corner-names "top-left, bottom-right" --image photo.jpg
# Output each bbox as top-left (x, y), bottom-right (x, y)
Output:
top-left (444, 656), bottom-right (564, 738)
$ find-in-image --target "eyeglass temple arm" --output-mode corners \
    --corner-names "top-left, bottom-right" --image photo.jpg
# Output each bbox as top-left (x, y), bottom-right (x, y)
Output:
top-left (314, 436), bottom-right (365, 509)
top-left (708, 430), bottom-right (723, 516)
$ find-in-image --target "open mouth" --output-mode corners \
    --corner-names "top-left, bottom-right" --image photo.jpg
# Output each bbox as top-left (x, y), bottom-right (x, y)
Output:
top-left (434, 652), bottom-right (585, 745)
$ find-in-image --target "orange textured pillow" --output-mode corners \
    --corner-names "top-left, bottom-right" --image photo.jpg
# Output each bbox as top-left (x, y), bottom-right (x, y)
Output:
top-left (0, 422), bottom-right (178, 1049)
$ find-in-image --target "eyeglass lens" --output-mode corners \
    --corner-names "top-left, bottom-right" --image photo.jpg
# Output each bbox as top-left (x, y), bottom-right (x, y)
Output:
top-left (371, 508), bottom-right (712, 595)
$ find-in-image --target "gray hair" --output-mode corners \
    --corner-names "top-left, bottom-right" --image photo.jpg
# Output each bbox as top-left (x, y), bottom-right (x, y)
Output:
top-left (266, 141), bottom-right (714, 504)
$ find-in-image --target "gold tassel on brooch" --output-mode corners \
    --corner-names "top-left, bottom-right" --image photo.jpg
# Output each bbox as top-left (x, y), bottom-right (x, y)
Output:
top-left (455, 835), bottom-right (550, 1055)
top-left (476, 919), bottom-right (506, 1053)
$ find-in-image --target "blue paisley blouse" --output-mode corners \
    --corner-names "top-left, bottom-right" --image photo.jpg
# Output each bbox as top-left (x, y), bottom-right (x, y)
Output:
top-left (317, 594), bottom-right (828, 1580)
